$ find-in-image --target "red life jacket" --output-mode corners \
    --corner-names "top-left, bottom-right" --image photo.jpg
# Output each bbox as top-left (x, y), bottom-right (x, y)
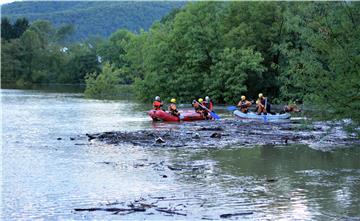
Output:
top-left (202, 101), bottom-right (213, 111)
top-left (153, 101), bottom-right (162, 110)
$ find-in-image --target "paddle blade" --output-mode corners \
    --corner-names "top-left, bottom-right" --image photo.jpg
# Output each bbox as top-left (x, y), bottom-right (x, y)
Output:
top-left (210, 111), bottom-right (220, 120)
top-left (227, 106), bottom-right (237, 111)
top-left (263, 114), bottom-right (267, 123)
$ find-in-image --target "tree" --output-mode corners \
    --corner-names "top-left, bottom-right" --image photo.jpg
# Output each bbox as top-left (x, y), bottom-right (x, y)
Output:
top-left (12, 17), bottom-right (29, 38)
top-left (1, 17), bottom-right (14, 40)
top-left (278, 2), bottom-right (360, 123)
top-left (207, 48), bottom-right (265, 103)
top-left (97, 29), bottom-right (134, 68)
top-left (1, 17), bottom-right (29, 41)
top-left (64, 44), bottom-right (100, 84)
top-left (84, 62), bottom-right (122, 98)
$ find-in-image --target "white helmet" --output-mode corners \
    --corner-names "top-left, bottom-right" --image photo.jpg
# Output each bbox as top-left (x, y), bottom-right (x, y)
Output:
top-left (205, 96), bottom-right (210, 102)
top-left (155, 96), bottom-right (160, 101)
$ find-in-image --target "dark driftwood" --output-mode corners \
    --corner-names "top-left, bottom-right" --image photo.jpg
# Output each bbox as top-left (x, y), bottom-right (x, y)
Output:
top-left (74, 207), bottom-right (146, 212)
top-left (220, 212), bottom-right (253, 218)
top-left (155, 208), bottom-right (187, 216)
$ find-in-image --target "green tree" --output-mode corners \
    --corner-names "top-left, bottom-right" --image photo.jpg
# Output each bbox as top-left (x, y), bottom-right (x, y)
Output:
top-left (97, 29), bottom-right (134, 68)
top-left (12, 17), bottom-right (30, 38)
top-left (84, 62), bottom-right (122, 98)
top-left (1, 17), bottom-right (14, 40)
top-left (1, 17), bottom-right (29, 41)
top-left (278, 2), bottom-right (360, 123)
top-left (1, 39), bottom-right (24, 83)
top-left (207, 48), bottom-right (265, 103)
top-left (64, 43), bottom-right (100, 84)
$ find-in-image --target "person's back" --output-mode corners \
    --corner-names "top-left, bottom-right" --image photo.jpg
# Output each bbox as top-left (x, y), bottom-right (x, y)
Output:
top-left (153, 96), bottom-right (163, 110)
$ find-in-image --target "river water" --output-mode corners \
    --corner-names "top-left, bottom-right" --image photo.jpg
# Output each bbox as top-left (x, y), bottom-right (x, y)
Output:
top-left (1, 88), bottom-right (360, 220)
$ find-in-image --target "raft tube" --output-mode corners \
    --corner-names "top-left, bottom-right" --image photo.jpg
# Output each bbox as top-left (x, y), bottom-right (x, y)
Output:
top-left (233, 110), bottom-right (290, 120)
top-left (148, 109), bottom-right (205, 122)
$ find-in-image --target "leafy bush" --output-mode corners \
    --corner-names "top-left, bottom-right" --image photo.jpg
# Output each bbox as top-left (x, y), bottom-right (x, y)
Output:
top-left (84, 63), bottom-right (124, 99)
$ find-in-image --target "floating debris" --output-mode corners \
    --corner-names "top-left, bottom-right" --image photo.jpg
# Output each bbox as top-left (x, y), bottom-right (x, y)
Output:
top-left (86, 119), bottom-right (360, 149)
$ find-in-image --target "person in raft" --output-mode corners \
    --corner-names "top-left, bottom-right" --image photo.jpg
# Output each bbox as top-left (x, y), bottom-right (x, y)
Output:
top-left (256, 93), bottom-right (271, 115)
top-left (202, 96), bottom-right (213, 111)
top-left (200, 97), bottom-right (213, 119)
top-left (237, 95), bottom-right (252, 113)
top-left (283, 102), bottom-right (301, 113)
top-left (256, 93), bottom-right (266, 114)
top-left (193, 99), bottom-right (203, 113)
top-left (168, 98), bottom-right (180, 117)
top-left (153, 96), bottom-right (164, 110)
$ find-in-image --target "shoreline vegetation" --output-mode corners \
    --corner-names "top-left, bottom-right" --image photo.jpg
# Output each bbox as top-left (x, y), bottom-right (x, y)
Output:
top-left (1, 2), bottom-right (359, 127)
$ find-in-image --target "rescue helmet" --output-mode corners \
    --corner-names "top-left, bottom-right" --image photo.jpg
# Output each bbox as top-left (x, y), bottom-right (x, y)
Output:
top-left (198, 98), bottom-right (204, 103)
top-left (170, 98), bottom-right (176, 103)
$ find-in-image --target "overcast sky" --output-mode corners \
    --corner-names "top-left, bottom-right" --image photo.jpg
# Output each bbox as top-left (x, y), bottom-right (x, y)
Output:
top-left (1, 0), bottom-right (16, 5)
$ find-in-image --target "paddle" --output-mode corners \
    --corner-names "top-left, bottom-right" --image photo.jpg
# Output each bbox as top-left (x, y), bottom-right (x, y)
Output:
top-left (195, 100), bottom-right (220, 120)
top-left (227, 106), bottom-right (238, 111)
top-left (263, 98), bottom-right (268, 123)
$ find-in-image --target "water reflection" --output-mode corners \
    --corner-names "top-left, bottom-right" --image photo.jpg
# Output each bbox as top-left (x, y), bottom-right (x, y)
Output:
top-left (169, 146), bottom-right (360, 219)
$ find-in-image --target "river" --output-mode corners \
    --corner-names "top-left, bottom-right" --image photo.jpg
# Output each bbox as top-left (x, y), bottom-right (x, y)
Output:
top-left (1, 88), bottom-right (359, 220)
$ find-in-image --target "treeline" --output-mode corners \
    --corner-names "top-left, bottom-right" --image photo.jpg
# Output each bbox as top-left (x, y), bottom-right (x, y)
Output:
top-left (86, 1), bottom-right (359, 123)
top-left (1, 17), bottom-right (101, 85)
top-left (2, 1), bottom-right (185, 42)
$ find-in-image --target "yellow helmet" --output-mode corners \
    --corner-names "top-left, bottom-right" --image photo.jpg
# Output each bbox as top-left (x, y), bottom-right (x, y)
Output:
top-left (241, 95), bottom-right (246, 100)
top-left (170, 98), bottom-right (176, 103)
top-left (258, 93), bottom-right (263, 98)
top-left (198, 98), bottom-right (203, 103)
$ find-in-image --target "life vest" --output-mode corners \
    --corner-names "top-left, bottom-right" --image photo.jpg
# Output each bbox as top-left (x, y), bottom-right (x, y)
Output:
top-left (153, 101), bottom-right (162, 110)
top-left (193, 103), bottom-right (203, 113)
top-left (239, 101), bottom-right (245, 108)
top-left (169, 103), bottom-right (177, 111)
top-left (202, 101), bottom-right (213, 111)
top-left (195, 106), bottom-right (203, 113)
top-left (168, 103), bottom-right (179, 116)
top-left (257, 98), bottom-right (266, 106)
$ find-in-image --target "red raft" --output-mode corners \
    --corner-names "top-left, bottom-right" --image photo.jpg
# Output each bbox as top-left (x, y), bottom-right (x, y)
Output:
top-left (148, 109), bottom-right (205, 122)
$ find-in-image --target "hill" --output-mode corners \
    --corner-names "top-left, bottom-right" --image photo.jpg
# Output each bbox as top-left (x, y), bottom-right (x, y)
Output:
top-left (1, 1), bottom-right (185, 41)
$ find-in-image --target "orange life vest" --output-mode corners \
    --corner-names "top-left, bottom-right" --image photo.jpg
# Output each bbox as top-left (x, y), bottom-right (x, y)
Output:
top-left (153, 101), bottom-right (162, 110)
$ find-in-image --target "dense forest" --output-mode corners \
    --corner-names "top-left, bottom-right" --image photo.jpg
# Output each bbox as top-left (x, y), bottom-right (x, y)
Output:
top-left (1, 1), bottom-right (359, 125)
top-left (85, 1), bottom-right (360, 124)
top-left (1, 17), bottom-right (101, 84)
top-left (2, 1), bottom-right (185, 42)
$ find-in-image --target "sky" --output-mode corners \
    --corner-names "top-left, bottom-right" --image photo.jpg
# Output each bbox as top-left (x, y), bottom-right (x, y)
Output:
top-left (0, 0), bottom-right (16, 5)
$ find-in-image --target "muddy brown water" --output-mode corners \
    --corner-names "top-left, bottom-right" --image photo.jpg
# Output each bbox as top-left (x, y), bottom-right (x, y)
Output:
top-left (1, 88), bottom-right (359, 220)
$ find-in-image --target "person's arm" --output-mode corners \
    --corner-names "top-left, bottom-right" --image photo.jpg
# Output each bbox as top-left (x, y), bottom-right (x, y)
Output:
top-left (256, 99), bottom-right (264, 108)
